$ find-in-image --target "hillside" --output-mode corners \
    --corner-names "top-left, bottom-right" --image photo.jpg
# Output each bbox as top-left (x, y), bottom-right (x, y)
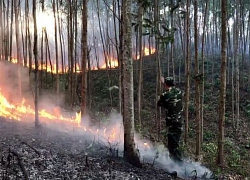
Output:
top-left (0, 58), bottom-right (249, 179)
top-left (79, 56), bottom-right (250, 178)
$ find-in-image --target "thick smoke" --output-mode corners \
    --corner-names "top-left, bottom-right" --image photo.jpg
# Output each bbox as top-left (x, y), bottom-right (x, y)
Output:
top-left (0, 61), bottom-right (212, 179)
top-left (69, 109), bottom-right (213, 179)
top-left (100, 111), bottom-right (213, 179)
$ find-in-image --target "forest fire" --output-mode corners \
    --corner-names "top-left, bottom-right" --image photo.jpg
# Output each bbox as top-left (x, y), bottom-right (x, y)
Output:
top-left (0, 89), bottom-right (81, 124)
top-left (4, 47), bottom-right (156, 74)
top-left (0, 89), bottom-right (151, 148)
top-left (0, 89), bottom-right (119, 141)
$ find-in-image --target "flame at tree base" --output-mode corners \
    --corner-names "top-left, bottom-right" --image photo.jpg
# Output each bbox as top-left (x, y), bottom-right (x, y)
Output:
top-left (0, 89), bottom-right (129, 144)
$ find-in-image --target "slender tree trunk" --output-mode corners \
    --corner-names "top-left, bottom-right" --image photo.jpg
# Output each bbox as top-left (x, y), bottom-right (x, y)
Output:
top-left (217, 0), bottom-right (227, 167)
top-left (112, 0), bottom-right (121, 113)
top-left (184, 0), bottom-right (191, 144)
top-left (5, 0), bottom-right (10, 61)
top-left (33, 0), bottom-right (39, 128)
top-left (40, 28), bottom-right (44, 91)
top-left (53, 0), bottom-right (60, 100)
top-left (14, 0), bottom-right (22, 96)
top-left (248, 13), bottom-right (250, 86)
top-left (194, 0), bottom-right (201, 160)
top-left (67, 0), bottom-right (74, 106)
top-left (201, 0), bottom-right (208, 144)
top-left (137, 2), bottom-right (143, 130)
top-left (9, 0), bottom-right (14, 61)
top-left (118, 0), bottom-right (123, 114)
top-left (81, 0), bottom-right (87, 117)
top-left (154, 0), bottom-right (161, 140)
top-left (234, 1), bottom-right (240, 132)
top-left (122, 0), bottom-right (141, 167)
top-left (57, 1), bottom-right (64, 73)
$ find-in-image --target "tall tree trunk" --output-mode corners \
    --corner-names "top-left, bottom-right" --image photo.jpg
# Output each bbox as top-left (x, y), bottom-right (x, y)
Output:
top-left (122, 0), bottom-right (141, 167)
top-left (5, 0), bottom-right (10, 61)
top-left (184, 0), bottom-right (191, 144)
top-left (81, 0), bottom-right (87, 117)
top-left (67, 0), bottom-right (74, 106)
top-left (9, 0), bottom-right (14, 61)
top-left (137, 1), bottom-right (143, 130)
top-left (154, 0), bottom-right (161, 140)
top-left (57, 1), bottom-right (64, 73)
top-left (14, 0), bottom-right (22, 96)
top-left (234, 1), bottom-right (240, 132)
top-left (201, 0), bottom-right (208, 144)
top-left (40, 28), bottom-right (44, 91)
top-left (217, 0), bottom-right (227, 167)
top-left (194, 0), bottom-right (201, 160)
top-left (248, 13), bottom-right (250, 86)
top-left (118, 0), bottom-right (123, 114)
top-left (33, 0), bottom-right (39, 128)
top-left (53, 0), bottom-right (60, 100)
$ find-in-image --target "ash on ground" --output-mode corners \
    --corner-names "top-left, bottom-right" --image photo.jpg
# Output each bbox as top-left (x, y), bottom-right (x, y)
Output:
top-left (0, 117), bottom-right (184, 180)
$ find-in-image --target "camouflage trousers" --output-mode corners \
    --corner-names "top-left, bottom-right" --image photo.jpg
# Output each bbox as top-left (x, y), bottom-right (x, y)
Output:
top-left (167, 124), bottom-right (183, 162)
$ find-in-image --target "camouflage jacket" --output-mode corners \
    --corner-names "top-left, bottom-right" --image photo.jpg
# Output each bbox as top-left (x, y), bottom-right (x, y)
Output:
top-left (157, 87), bottom-right (183, 124)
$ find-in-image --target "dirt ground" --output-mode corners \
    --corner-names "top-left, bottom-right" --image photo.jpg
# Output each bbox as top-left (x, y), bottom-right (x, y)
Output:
top-left (0, 117), bottom-right (187, 180)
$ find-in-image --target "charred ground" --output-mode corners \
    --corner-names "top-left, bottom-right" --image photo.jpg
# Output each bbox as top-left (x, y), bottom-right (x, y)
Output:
top-left (0, 117), bottom-right (183, 180)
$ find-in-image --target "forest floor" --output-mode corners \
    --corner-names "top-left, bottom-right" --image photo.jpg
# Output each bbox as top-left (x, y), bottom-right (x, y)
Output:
top-left (0, 117), bottom-right (187, 180)
top-left (180, 85), bottom-right (250, 180)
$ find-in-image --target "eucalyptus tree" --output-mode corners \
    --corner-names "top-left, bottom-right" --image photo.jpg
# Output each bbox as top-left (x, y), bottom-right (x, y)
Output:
top-left (81, 0), bottom-right (87, 117)
top-left (67, 0), bottom-right (74, 106)
top-left (193, 0), bottom-right (201, 160)
top-left (201, 0), bottom-right (209, 144)
top-left (184, 0), bottom-right (190, 145)
top-left (33, 0), bottom-right (39, 128)
top-left (121, 0), bottom-right (141, 167)
top-left (234, 0), bottom-right (240, 132)
top-left (136, 0), bottom-right (148, 130)
top-left (52, 0), bottom-right (60, 98)
top-left (14, 0), bottom-right (22, 95)
top-left (217, 0), bottom-right (227, 167)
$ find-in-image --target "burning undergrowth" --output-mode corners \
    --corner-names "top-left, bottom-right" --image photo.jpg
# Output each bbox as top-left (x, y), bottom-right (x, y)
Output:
top-left (0, 61), bottom-right (213, 179)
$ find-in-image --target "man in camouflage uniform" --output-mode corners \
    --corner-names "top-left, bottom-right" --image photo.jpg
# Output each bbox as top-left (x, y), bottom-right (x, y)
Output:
top-left (157, 77), bottom-right (183, 162)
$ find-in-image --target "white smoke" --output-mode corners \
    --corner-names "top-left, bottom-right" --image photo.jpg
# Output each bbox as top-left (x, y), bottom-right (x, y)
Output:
top-left (71, 110), bottom-right (213, 179)
top-left (0, 61), bottom-right (212, 179)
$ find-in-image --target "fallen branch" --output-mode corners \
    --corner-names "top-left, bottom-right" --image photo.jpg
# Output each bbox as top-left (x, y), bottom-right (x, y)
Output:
top-left (21, 141), bottom-right (40, 155)
top-left (10, 150), bottom-right (28, 180)
top-left (17, 138), bottom-right (40, 156)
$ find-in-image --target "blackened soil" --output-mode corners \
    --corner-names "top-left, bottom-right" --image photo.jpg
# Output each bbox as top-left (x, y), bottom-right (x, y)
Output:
top-left (0, 117), bottom-right (181, 180)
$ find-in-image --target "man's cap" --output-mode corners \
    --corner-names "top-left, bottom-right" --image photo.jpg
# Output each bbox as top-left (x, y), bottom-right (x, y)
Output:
top-left (165, 77), bottom-right (175, 86)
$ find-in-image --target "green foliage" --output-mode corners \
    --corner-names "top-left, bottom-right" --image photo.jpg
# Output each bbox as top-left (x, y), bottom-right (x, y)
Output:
top-left (228, 150), bottom-right (241, 168)
top-left (203, 130), bottom-right (216, 141)
top-left (224, 139), bottom-right (241, 168)
top-left (202, 142), bottom-right (218, 162)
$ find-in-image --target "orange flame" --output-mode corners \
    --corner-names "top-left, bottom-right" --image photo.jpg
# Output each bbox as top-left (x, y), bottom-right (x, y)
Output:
top-left (0, 89), bottom-right (119, 142)
top-left (136, 47), bottom-right (156, 60)
top-left (5, 47), bottom-right (155, 73)
top-left (0, 87), bottom-right (154, 151)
